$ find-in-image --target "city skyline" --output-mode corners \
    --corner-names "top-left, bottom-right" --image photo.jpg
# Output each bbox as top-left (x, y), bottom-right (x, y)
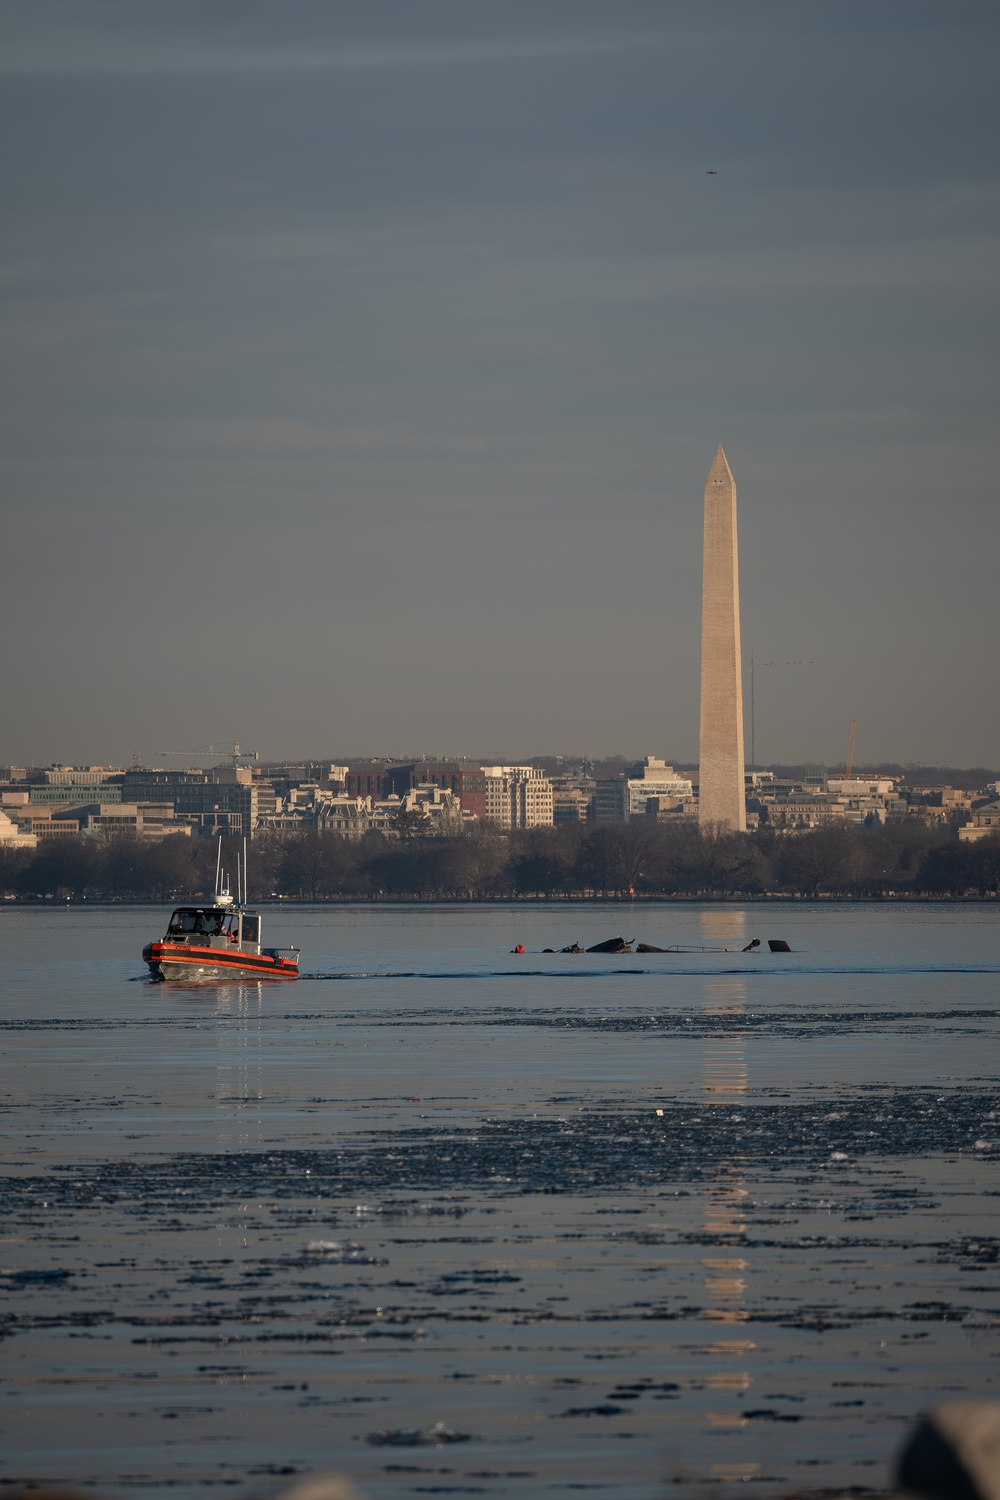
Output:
top-left (6, 749), bottom-right (999, 784)
top-left (1, 2), bottom-right (998, 768)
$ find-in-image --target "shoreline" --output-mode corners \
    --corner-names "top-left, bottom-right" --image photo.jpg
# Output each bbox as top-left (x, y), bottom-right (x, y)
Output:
top-left (2, 892), bottom-right (998, 906)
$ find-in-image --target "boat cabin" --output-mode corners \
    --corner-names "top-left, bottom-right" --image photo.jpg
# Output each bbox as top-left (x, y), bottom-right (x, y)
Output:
top-left (165, 906), bottom-right (262, 953)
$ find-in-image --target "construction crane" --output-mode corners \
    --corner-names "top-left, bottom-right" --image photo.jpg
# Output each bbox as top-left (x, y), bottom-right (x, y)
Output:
top-left (157, 741), bottom-right (259, 768)
top-left (844, 717), bottom-right (858, 779)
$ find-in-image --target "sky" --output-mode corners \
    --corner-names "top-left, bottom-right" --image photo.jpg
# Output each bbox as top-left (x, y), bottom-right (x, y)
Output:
top-left (2, 0), bottom-right (998, 770)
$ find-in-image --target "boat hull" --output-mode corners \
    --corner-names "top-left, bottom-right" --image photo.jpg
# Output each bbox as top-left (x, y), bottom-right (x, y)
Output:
top-left (143, 941), bottom-right (299, 981)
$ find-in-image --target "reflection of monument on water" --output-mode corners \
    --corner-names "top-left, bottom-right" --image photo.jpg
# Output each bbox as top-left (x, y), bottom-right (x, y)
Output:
top-left (698, 909), bottom-right (759, 1481)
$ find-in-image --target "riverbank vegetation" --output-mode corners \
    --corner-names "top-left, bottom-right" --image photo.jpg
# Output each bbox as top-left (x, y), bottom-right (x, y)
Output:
top-left (2, 820), bottom-right (999, 901)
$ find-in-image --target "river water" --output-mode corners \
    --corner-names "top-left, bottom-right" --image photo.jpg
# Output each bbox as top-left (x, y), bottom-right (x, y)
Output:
top-left (1, 901), bottom-right (998, 1498)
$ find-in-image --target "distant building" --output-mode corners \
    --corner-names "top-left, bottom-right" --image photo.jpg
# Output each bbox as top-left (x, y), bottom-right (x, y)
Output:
top-left (645, 795), bottom-right (698, 822)
top-left (959, 801), bottom-right (1000, 843)
top-left (390, 763), bottom-right (488, 822)
top-left (624, 758), bottom-right (694, 817)
top-left (550, 767), bottom-right (596, 825)
top-left (14, 808), bottom-right (80, 839)
top-left (481, 766), bottom-right (554, 830)
top-left (72, 804), bottom-right (192, 839)
top-left (745, 771), bottom-right (775, 791)
top-left (901, 786), bottom-right (972, 825)
top-left (762, 793), bottom-right (849, 831)
top-left (0, 810), bottom-right (36, 849)
top-left (827, 777), bottom-right (895, 799)
top-left (23, 783), bottom-right (124, 807)
top-left (552, 786), bottom-right (593, 824)
top-left (263, 762), bottom-right (347, 787)
top-left (345, 760), bottom-right (395, 800)
top-left (308, 798), bottom-right (372, 837)
top-left (33, 766), bottom-right (125, 787)
top-left (801, 764), bottom-right (829, 793)
top-left (120, 767), bottom-right (256, 835)
top-left (344, 762), bottom-right (488, 820)
top-left (396, 783), bottom-right (467, 834)
top-left (592, 777), bottom-right (627, 822)
top-left (590, 759), bottom-right (694, 822)
top-left (260, 784), bottom-right (467, 840)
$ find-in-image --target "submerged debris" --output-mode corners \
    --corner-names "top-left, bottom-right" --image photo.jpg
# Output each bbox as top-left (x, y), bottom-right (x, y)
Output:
top-left (366, 1421), bottom-right (472, 1448)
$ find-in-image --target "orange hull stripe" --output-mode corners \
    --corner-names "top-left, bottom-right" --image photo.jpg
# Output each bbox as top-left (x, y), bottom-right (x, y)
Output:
top-left (147, 943), bottom-right (297, 974)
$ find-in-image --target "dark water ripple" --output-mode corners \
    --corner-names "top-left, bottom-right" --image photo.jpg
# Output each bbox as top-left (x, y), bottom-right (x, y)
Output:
top-left (3, 1092), bottom-right (997, 1214)
top-left (1, 1007), bottom-right (996, 1037)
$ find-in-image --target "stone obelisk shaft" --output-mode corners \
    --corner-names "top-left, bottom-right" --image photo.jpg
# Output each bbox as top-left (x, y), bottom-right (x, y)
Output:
top-left (699, 445), bottom-right (746, 832)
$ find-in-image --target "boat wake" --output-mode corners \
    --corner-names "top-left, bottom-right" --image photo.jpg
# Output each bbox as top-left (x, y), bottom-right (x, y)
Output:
top-left (299, 961), bottom-right (1000, 981)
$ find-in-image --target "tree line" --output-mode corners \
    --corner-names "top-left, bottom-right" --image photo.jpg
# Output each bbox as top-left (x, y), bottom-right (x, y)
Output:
top-left (1, 820), bottom-right (999, 901)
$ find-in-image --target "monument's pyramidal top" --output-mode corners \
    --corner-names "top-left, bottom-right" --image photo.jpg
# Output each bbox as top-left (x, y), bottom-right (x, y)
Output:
top-left (708, 443), bottom-right (734, 484)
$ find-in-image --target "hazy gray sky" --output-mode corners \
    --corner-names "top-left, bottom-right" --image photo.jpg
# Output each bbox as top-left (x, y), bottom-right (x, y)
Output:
top-left (2, 0), bottom-right (998, 769)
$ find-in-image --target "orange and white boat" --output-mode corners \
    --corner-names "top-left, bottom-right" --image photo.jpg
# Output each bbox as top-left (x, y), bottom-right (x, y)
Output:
top-left (143, 841), bottom-right (299, 981)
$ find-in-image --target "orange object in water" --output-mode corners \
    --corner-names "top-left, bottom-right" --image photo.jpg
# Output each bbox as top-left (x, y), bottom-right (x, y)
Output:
top-left (513, 944), bottom-right (525, 954)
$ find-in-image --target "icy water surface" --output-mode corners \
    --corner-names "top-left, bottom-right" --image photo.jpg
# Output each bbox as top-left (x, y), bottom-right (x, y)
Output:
top-left (1, 901), bottom-right (998, 1498)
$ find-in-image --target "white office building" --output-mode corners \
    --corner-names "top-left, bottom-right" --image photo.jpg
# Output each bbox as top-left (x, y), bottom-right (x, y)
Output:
top-left (625, 758), bottom-right (693, 817)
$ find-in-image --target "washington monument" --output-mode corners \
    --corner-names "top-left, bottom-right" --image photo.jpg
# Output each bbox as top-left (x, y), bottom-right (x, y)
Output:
top-left (699, 444), bottom-right (746, 832)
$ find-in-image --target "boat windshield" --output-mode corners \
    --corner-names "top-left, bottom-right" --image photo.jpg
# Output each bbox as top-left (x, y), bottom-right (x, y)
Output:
top-left (167, 908), bottom-right (226, 937)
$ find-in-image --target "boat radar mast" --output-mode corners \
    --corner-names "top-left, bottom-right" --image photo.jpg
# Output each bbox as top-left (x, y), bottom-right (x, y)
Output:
top-left (212, 835), bottom-right (234, 909)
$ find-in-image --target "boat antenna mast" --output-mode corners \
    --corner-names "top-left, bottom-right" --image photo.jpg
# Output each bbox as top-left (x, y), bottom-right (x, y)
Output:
top-left (232, 838), bottom-right (248, 910)
top-left (213, 832), bottom-right (233, 907)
